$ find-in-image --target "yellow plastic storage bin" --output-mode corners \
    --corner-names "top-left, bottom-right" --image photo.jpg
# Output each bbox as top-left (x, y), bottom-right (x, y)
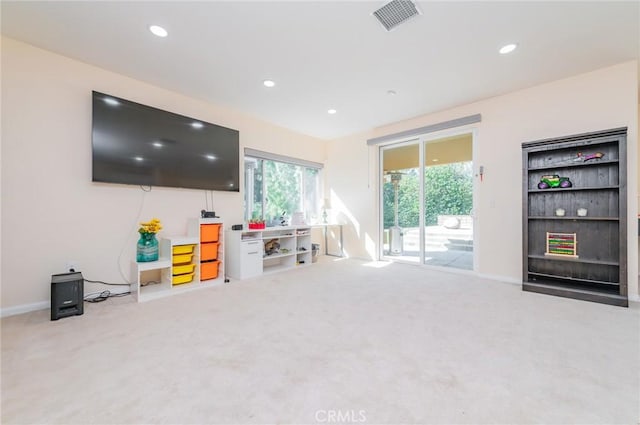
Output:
top-left (172, 272), bottom-right (195, 285)
top-left (172, 244), bottom-right (196, 255)
top-left (172, 253), bottom-right (194, 265)
top-left (173, 263), bottom-right (196, 275)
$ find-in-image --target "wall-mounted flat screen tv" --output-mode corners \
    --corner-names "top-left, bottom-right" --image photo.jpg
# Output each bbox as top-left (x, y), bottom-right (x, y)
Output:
top-left (92, 91), bottom-right (239, 192)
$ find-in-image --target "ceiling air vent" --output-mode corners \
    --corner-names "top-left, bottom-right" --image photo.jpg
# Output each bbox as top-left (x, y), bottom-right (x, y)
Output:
top-left (373, 0), bottom-right (421, 32)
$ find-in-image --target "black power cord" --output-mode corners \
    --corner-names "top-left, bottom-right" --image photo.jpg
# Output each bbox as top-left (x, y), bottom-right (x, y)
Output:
top-left (83, 278), bottom-right (131, 303)
top-left (84, 290), bottom-right (131, 303)
top-left (84, 278), bottom-right (130, 286)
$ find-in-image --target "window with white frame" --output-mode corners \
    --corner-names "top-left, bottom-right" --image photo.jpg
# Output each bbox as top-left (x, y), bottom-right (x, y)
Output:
top-left (244, 149), bottom-right (322, 225)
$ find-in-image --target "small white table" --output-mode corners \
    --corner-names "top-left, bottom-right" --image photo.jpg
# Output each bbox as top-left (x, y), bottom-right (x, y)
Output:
top-left (311, 224), bottom-right (344, 257)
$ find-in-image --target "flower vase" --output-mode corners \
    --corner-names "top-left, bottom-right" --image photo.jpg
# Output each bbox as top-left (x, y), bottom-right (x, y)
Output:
top-left (137, 233), bottom-right (159, 262)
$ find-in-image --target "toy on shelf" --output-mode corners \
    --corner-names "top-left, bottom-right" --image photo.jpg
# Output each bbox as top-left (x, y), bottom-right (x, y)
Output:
top-left (543, 151), bottom-right (606, 166)
top-left (545, 232), bottom-right (578, 258)
top-left (279, 211), bottom-right (289, 226)
top-left (574, 152), bottom-right (604, 162)
top-left (538, 174), bottom-right (572, 189)
top-left (264, 239), bottom-right (280, 256)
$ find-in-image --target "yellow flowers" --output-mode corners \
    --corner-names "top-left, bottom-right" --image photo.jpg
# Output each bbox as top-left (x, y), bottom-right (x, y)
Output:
top-left (139, 218), bottom-right (162, 235)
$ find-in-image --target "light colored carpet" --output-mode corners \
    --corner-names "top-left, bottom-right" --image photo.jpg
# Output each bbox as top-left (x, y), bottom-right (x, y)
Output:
top-left (2, 257), bottom-right (639, 424)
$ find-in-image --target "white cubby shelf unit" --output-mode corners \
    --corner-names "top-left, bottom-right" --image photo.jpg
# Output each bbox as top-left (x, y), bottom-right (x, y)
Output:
top-left (130, 218), bottom-right (225, 302)
top-left (225, 225), bottom-right (313, 280)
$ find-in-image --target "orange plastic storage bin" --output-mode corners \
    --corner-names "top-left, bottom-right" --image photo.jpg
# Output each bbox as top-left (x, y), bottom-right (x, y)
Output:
top-left (201, 261), bottom-right (220, 281)
top-left (200, 224), bottom-right (221, 243)
top-left (200, 242), bottom-right (219, 261)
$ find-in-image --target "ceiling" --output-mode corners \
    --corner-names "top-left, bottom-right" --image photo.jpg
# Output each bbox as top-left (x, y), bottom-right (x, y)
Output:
top-left (2, 1), bottom-right (638, 140)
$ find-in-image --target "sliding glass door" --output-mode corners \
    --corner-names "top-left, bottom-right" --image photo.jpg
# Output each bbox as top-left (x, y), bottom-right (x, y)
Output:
top-left (380, 133), bottom-right (474, 270)
top-left (422, 135), bottom-right (473, 270)
top-left (381, 141), bottom-right (421, 262)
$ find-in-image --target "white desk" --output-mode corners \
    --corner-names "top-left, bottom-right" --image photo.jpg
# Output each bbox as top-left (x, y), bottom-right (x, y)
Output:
top-left (311, 224), bottom-right (344, 257)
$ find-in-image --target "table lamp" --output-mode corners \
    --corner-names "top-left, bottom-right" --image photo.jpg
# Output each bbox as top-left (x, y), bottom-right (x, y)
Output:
top-left (322, 198), bottom-right (331, 223)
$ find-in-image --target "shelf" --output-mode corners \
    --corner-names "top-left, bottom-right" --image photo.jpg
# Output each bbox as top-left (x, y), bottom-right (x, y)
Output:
top-left (527, 158), bottom-right (619, 172)
top-left (523, 281), bottom-right (627, 307)
top-left (528, 185), bottom-right (619, 193)
top-left (139, 280), bottom-right (172, 295)
top-left (527, 272), bottom-right (618, 287)
top-left (528, 254), bottom-right (618, 266)
top-left (135, 257), bottom-right (171, 271)
top-left (263, 252), bottom-right (295, 260)
top-left (262, 234), bottom-right (295, 239)
top-left (166, 235), bottom-right (199, 246)
top-left (528, 216), bottom-right (619, 221)
top-left (226, 224), bottom-right (317, 280)
top-left (522, 128), bottom-right (627, 306)
top-left (132, 218), bottom-right (225, 303)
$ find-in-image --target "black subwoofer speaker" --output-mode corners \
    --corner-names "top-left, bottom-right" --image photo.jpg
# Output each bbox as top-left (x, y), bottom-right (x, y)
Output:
top-left (51, 272), bottom-right (84, 321)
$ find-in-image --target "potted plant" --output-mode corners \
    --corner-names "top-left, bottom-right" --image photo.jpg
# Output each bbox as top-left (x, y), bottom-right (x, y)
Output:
top-left (137, 218), bottom-right (163, 262)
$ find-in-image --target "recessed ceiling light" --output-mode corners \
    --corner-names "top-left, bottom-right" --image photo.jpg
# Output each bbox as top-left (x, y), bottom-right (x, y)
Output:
top-left (499, 43), bottom-right (518, 54)
top-left (103, 97), bottom-right (119, 106)
top-left (191, 122), bottom-right (204, 129)
top-left (205, 154), bottom-right (216, 160)
top-left (263, 80), bottom-right (275, 88)
top-left (387, 90), bottom-right (397, 96)
top-left (134, 156), bottom-right (144, 162)
top-left (327, 109), bottom-right (337, 115)
top-left (149, 25), bottom-right (168, 38)
top-left (152, 141), bottom-right (163, 148)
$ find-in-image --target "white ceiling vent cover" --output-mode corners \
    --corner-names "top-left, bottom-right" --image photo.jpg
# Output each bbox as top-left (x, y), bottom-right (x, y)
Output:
top-left (373, 0), bottom-right (421, 32)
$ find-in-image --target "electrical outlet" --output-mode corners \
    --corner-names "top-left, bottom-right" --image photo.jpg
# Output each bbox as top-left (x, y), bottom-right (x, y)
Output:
top-left (65, 261), bottom-right (78, 273)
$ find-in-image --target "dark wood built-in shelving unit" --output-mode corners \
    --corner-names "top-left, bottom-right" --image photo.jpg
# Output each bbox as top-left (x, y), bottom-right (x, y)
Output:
top-left (522, 128), bottom-right (627, 307)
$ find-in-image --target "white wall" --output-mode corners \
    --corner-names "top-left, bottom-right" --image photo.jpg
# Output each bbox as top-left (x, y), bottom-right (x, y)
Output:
top-left (1, 37), bottom-right (327, 312)
top-left (327, 61), bottom-right (639, 299)
top-left (2, 37), bottom-right (637, 312)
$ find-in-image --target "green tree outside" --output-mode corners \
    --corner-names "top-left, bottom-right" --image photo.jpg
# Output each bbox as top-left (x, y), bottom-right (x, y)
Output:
top-left (247, 159), bottom-right (320, 224)
top-left (263, 161), bottom-right (301, 223)
top-left (383, 162), bottom-right (472, 229)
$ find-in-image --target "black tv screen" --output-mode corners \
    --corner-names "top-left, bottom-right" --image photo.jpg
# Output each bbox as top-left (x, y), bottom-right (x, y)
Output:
top-left (92, 91), bottom-right (239, 192)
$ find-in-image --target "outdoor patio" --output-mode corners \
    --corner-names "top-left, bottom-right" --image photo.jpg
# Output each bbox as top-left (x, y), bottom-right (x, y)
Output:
top-left (383, 221), bottom-right (473, 270)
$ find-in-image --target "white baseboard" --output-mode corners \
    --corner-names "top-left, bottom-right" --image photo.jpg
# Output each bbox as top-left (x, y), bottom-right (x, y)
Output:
top-left (627, 293), bottom-right (640, 304)
top-left (1, 301), bottom-right (49, 318)
top-left (1, 273), bottom-right (634, 317)
top-left (1, 287), bottom-right (133, 318)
